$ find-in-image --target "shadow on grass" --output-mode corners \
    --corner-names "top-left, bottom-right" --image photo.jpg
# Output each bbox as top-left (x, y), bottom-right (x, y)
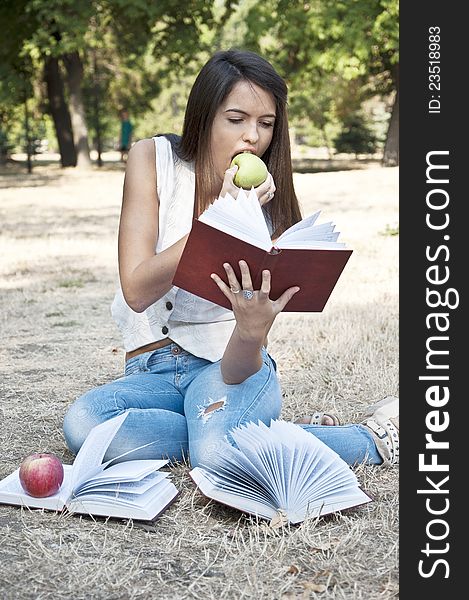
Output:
top-left (0, 156), bottom-right (386, 189)
top-left (292, 157), bottom-right (384, 173)
top-left (0, 159), bottom-right (126, 189)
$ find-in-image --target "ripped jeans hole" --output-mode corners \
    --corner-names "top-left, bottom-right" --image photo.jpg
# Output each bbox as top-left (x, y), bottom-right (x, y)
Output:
top-left (197, 398), bottom-right (227, 423)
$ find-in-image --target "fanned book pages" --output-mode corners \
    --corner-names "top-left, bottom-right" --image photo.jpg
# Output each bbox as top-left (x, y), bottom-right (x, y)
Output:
top-left (0, 413), bottom-right (179, 521)
top-left (190, 420), bottom-right (371, 524)
top-left (173, 189), bottom-right (353, 312)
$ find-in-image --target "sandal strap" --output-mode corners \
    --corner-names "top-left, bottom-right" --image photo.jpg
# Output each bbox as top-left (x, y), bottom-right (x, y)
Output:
top-left (310, 412), bottom-right (323, 425)
top-left (309, 411), bottom-right (340, 426)
top-left (365, 417), bottom-right (399, 466)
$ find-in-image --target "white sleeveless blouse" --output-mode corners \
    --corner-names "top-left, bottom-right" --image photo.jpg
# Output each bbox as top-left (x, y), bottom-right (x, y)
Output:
top-left (110, 136), bottom-right (235, 361)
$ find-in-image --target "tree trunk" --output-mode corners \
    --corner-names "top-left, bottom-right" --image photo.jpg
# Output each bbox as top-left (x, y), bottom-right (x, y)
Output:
top-left (24, 97), bottom-right (33, 174)
top-left (43, 56), bottom-right (77, 167)
top-left (383, 86), bottom-right (399, 166)
top-left (62, 51), bottom-right (92, 168)
top-left (320, 123), bottom-right (333, 159)
top-left (92, 51), bottom-right (103, 167)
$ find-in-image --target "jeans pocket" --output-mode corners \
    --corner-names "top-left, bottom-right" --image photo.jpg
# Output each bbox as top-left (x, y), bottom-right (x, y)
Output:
top-left (266, 353), bottom-right (277, 371)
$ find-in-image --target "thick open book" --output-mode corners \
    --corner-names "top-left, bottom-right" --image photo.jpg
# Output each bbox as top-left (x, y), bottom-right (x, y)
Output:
top-left (173, 189), bottom-right (353, 312)
top-left (0, 413), bottom-right (179, 521)
top-left (190, 420), bottom-right (371, 524)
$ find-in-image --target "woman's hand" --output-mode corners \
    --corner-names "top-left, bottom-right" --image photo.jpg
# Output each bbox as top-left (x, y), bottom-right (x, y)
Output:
top-left (211, 260), bottom-right (300, 342)
top-left (213, 260), bottom-right (299, 384)
top-left (219, 166), bottom-right (276, 207)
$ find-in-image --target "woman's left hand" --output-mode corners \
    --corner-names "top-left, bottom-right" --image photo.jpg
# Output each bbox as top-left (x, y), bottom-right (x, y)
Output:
top-left (211, 260), bottom-right (300, 342)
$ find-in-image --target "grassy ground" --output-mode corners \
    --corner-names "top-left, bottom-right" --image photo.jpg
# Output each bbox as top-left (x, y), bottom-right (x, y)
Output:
top-left (0, 161), bottom-right (398, 599)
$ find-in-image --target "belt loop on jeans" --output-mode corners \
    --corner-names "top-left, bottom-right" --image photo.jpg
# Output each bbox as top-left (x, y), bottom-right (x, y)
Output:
top-left (138, 351), bottom-right (151, 371)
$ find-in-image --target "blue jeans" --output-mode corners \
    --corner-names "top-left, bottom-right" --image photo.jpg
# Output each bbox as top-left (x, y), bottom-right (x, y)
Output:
top-left (63, 344), bottom-right (381, 467)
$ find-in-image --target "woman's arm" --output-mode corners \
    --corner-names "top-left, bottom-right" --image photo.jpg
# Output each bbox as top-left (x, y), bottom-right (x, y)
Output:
top-left (117, 139), bottom-right (188, 313)
top-left (212, 262), bottom-right (300, 384)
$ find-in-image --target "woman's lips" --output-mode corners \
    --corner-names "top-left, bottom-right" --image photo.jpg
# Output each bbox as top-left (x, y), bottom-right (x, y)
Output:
top-left (231, 148), bottom-right (256, 161)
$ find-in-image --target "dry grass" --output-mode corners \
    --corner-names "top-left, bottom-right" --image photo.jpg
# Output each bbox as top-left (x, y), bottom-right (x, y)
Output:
top-left (0, 161), bottom-right (398, 599)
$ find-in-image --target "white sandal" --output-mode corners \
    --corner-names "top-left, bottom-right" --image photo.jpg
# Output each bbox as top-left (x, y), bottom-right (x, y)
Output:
top-left (294, 411), bottom-right (340, 426)
top-left (360, 396), bottom-right (399, 466)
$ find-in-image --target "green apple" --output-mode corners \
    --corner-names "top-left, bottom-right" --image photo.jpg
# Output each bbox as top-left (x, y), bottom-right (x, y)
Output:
top-left (230, 152), bottom-right (268, 188)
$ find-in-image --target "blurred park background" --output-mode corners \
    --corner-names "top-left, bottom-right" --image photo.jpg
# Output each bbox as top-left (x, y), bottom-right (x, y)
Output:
top-left (0, 0), bottom-right (398, 173)
top-left (0, 5), bottom-right (399, 596)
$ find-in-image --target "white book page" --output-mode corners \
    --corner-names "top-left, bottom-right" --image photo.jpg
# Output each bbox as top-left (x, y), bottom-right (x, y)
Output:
top-left (287, 489), bottom-right (372, 524)
top-left (192, 467), bottom-right (369, 525)
top-left (276, 217), bottom-right (331, 241)
top-left (74, 463), bottom-right (168, 496)
top-left (264, 422), bottom-right (315, 510)
top-left (198, 468), bottom-right (277, 506)
top-left (199, 189), bottom-right (272, 250)
top-left (68, 479), bottom-right (178, 521)
top-left (228, 421), bottom-right (290, 507)
top-left (80, 459), bottom-right (168, 486)
top-left (278, 211), bottom-right (321, 234)
top-left (305, 490), bottom-right (371, 520)
top-left (199, 192), bottom-right (346, 251)
top-left (70, 478), bottom-right (176, 510)
top-left (277, 225), bottom-right (344, 248)
top-left (276, 239), bottom-right (346, 249)
top-left (203, 450), bottom-right (280, 505)
top-left (190, 467), bottom-right (276, 520)
top-left (0, 465), bottom-right (73, 510)
top-left (74, 471), bottom-right (167, 497)
top-left (279, 426), bottom-right (323, 499)
top-left (297, 461), bottom-right (358, 504)
top-left (191, 420), bottom-right (369, 523)
top-left (69, 413), bottom-right (129, 493)
top-left (198, 422), bottom-right (296, 512)
top-left (296, 474), bottom-right (357, 509)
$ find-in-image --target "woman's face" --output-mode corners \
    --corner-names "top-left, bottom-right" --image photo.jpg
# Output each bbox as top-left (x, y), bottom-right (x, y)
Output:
top-left (210, 80), bottom-right (276, 185)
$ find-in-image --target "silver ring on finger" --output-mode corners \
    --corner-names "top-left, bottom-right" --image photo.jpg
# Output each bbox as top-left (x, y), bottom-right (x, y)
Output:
top-left (267, 191), bottom-right (274, 200)
top-left (242, 289), bottom-right (254, 300)
top-left (230, 286), bottom-right (241, 294)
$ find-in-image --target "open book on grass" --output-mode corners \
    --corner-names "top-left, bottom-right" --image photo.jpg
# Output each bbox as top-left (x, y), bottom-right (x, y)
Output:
top-left (0, 413), bottom-right (179, 521)
top-left (190, 420), bottom-right (371, 525)
top-left (173, 189), bottom-right (353, 312)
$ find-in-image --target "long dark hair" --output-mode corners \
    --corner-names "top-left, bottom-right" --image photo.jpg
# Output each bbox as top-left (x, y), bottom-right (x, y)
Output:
top-left (169, 49), bottom-right (302, 236)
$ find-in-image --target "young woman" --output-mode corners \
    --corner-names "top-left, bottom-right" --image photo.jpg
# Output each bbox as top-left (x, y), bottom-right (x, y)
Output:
top-left (63, 49), bottom-right (399, 469)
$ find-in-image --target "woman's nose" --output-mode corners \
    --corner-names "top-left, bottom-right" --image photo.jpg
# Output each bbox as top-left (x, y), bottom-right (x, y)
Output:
top-left (242, 122), bottom-right (259, 144)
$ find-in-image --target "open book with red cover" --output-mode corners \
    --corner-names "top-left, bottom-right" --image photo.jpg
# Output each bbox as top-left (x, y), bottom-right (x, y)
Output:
top-left (173, 189), bottom-right (353, 312)
top-left (190, 420), bottom-right (372, 524)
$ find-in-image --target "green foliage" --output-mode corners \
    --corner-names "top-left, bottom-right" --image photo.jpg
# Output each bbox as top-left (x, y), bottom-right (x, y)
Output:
top-left (0, 125), bottom-right (14, 162)
top-left (135, 78), bottom-right (191, 140)
top-left (237, 0), bottom-right (398, 151)
top-left (333, 113), bottom-right (377, 156)
top-left (0, 0), bottom-right (398, 160)
top-left (0, 0), bottom-right (217, 156)
top-left (380, 223), bottom-right (399, 237)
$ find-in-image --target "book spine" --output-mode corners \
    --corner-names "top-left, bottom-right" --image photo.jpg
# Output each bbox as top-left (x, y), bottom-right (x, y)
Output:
top-left (252, 251), bottom-right (282, 288)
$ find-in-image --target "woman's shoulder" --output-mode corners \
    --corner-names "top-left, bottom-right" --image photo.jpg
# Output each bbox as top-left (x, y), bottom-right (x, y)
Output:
top-left (128, 137), bottom-right (156, 158)
top-left (124, 139), bottom-right (157, 182)
top-left (126, 135), bottom-right (185, 181)
top-left (130, 135), bottom-right (178, 159)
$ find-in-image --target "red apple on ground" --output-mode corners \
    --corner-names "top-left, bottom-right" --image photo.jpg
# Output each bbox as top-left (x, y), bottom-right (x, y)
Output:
top-left (19, 453), bottom-right (64, 498)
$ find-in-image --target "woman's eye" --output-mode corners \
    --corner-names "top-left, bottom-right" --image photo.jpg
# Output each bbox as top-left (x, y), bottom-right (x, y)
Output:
top-left (227, 118), bottom-right (274, 128)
